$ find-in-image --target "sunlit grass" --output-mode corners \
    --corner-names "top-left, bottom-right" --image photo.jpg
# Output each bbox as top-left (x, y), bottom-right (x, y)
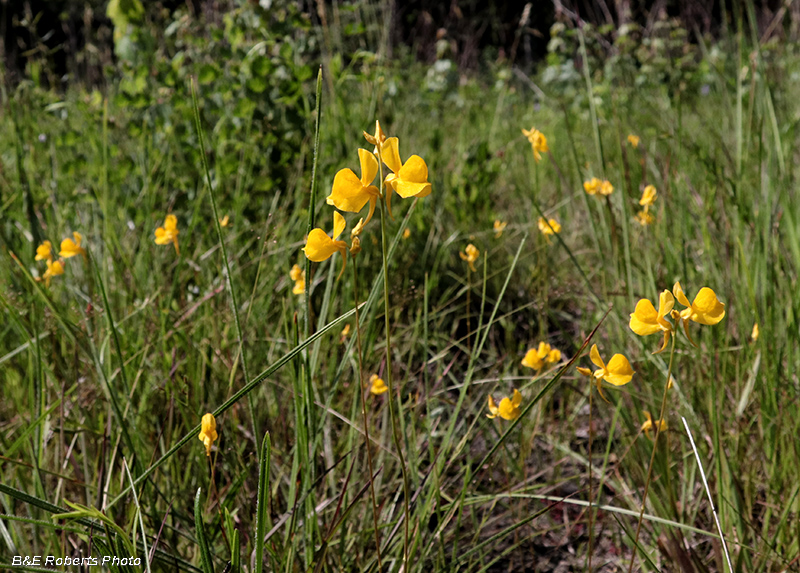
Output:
top-left (2, 17), bottom-right (800, 572)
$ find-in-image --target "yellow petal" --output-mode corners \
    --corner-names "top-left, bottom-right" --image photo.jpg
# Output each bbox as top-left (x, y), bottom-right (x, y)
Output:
top-left (653, 330), bottom-right (671, 354)
top-left (547, 348), bottom-right (561, 363)
top-left (589, 344), bottom-right (605, 370)
top-left (381, 137), bottom-right (402, 174)
top-left (497, 396), bottom-right (520, 420)
top-left (658, 290), bottom-right (674, 317)
top-left (673, 281), bottom-right (691, 308)
top-left (511, 389), bottom-right (522, 408)
top-left (629, 299), bottom-right (661, 336)
top-left (358, 148), bottom-right (379, 186)
top-left (486, 395), bottom-right (499, 418)
top-left (164, 216), bottom-right (177, 232)
top-left (537, 341), bottom-right (551, 359)
top-left (154, 227), bottom-right (171, 245)
top-left (521, 348), bottom-right (543, 370)
top-left (332, 211), bottom-right (346, 240)
top-left (691, 288), bottom-right (726, 325)
top-left (303, 229), bottom-right (338, 261)
top-left (603, 354), bottom-right (634, 386)
top-left (576, 366), bottom-right (593, 377)
top-left (329, 169), bottom-right (375, 213)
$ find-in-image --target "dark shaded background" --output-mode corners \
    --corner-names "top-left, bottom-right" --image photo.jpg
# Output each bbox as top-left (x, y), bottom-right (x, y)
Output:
top-left (0, 0), bottom-right (789, 87)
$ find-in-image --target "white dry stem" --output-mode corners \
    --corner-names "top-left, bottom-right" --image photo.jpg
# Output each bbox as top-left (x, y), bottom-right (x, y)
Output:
top-left (681, 417), bottom-right (733, 573)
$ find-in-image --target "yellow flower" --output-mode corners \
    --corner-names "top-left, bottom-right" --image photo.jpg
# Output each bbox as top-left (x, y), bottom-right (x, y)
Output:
top-left (198, 412), bottom-right (218, 457)
top-left (600, 180), bottom-right (614, 196)
top-left (369, 374), bottom-right (388, 395)
top-left (672, 282), bottom-right (726, 326)
top-left (583, 177), bottom-right (601, 195)
top-left (60, 232), bottom-right (86, 259)
top-left (340, 323), bottom-right (351, 343)
top-left (402, 228), bottom-right (411, 240)
top-left (290, 264), bottom-right (305, 295)
top-left (522, 342), bottom-right (561, 371)
top-left (487, 389), bottom-right (522, 420)
top-left (521, 127), bottom-right (549, 162)
top-left (751, 322), bottom-right (759, 342)
top-left (576, 344), bottom-right (634, 401)
top-left (627, 134), bottom-right (640, 148)
top-left (634, 209), bottom-right (655, 226)
top-left (35, 240), bottom-right (53, 262)
top-left (381, 137), bottom-right (432, 216)
top-left (155, 215), bottom-right (180, 255)
top-left (326, 149), bottom-right (381, 226)
top-left (537, 217), bottom-right (561, 240)
top-left (459, 243), bottom-right (480, 272)
top-left (219, 215), bottom-right (230, 227)
top-left (303, 211), bottom-right (349, 279)
top-left (493, 219), bottom-right (507, 238)
top-left (640, 411), bottom-right (667, 438)
top-left (629, 290), bottom-right (675, 353)
top-left (42, 258), bottom-right (65, 287)
top-left (639, 185), bottom-right (657, 207)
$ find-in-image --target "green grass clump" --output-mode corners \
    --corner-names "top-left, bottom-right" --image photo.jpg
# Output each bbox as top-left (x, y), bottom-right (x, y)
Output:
top-left (2, 6), bottom-right (800, 572)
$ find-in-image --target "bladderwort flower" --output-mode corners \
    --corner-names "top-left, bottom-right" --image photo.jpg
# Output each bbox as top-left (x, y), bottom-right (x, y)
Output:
top-left (402, 228), bottom-right (411, 240)
top-left (459, 244), bottom-right (480, 272)
top-left (629, 290), bottom-right (675, 353)
top-left (671, 282), bottom-right (726, 345)
top-left (219, 215), bottom-right (230, 227)
top-left (487, 389), bottom-right (522, 421)
top-left (521, 127), bottom-right (549, 162)
top-left (327, 149), bottom-right (381, 226)
top-left (521, 342), bottom-right (561, 371)
top-left (640, 411), bottom-right (667, 438)
top-left (600, 180), bottom-right (614, 196)
top-left (493, 220), bottom-right (507, 238)
top-left (627, 134), bottom-right (640, 148)
top-left (340, 324), bottom-right (351, 343)
top-left (198, 412), bottom-right (218, 457)
top-left (303, 211), bottom-right (349, 279)
top-left (369, 374), bottom-right (388, 395)
top-left (380, 136), bottom-right (432, 216)
top-left (290, 264), bottom-right (305, 295)
top-left (155, 215), bottom-right (180, 255)
top-left (42, 258), bottom-right (65, 287)
top-left (576, 344), bottom-right (634, 402)
top-left (751, 322), bottom-right (759, 342)
top-left (35, 240), bottom-right (53, 262)
top-left (537, 217), bottom-right (561, 241)
top-left (639, 185), bottom-right (657, 208)
top-left (584, 177), bottom-right (601, 195)
top-left (60, 232), bottom-right (86, 259)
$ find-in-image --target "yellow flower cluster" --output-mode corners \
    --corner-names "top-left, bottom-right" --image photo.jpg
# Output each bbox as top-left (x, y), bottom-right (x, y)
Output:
top-left (627, 134), bottom-right (640, 148)
top-left (630, 282), bottom-right (725, 352)
top-left (155, 214), bottom-right (180, 254)
top-left (584, 177), bottom-right (614, 197)
top-left (459, 244), bottom-right (480, 272)
top-left (198, 412), bottom-right (218, 457)
top-left (576, 344), bottom-right (635, 402)
top-left (369, 374), bottom-right (388, 395)
top-left (521, 127), bottom-right (549, 162)
top-left (34, 232), bottom-right (86, 287)
top-left (634, 185), bottom-right (657, 226)
top-left (521, 341), bottom-right (561, 371)
top-left (537, 217), bottom-right (561, 242)
top-left (290, 264), bottom-right (305, 295)
top-left (304, 121), bottom-right (431, 276)
top-left (487, 389), bottom-right (522, 421)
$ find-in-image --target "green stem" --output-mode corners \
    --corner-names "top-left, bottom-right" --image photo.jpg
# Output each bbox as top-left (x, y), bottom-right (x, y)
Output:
top-left (588, 385), bottom-right (594, 573)
top-left (627, 333), bottom-right (677, 572)
top-left (378, 191), bottom-right (411, 568)
top-left (351, 256), bottom-right (383, 570)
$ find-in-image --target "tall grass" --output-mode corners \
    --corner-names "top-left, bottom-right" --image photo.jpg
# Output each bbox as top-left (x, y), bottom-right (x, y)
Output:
top-left (1, 9), bottom-right (800, 572)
